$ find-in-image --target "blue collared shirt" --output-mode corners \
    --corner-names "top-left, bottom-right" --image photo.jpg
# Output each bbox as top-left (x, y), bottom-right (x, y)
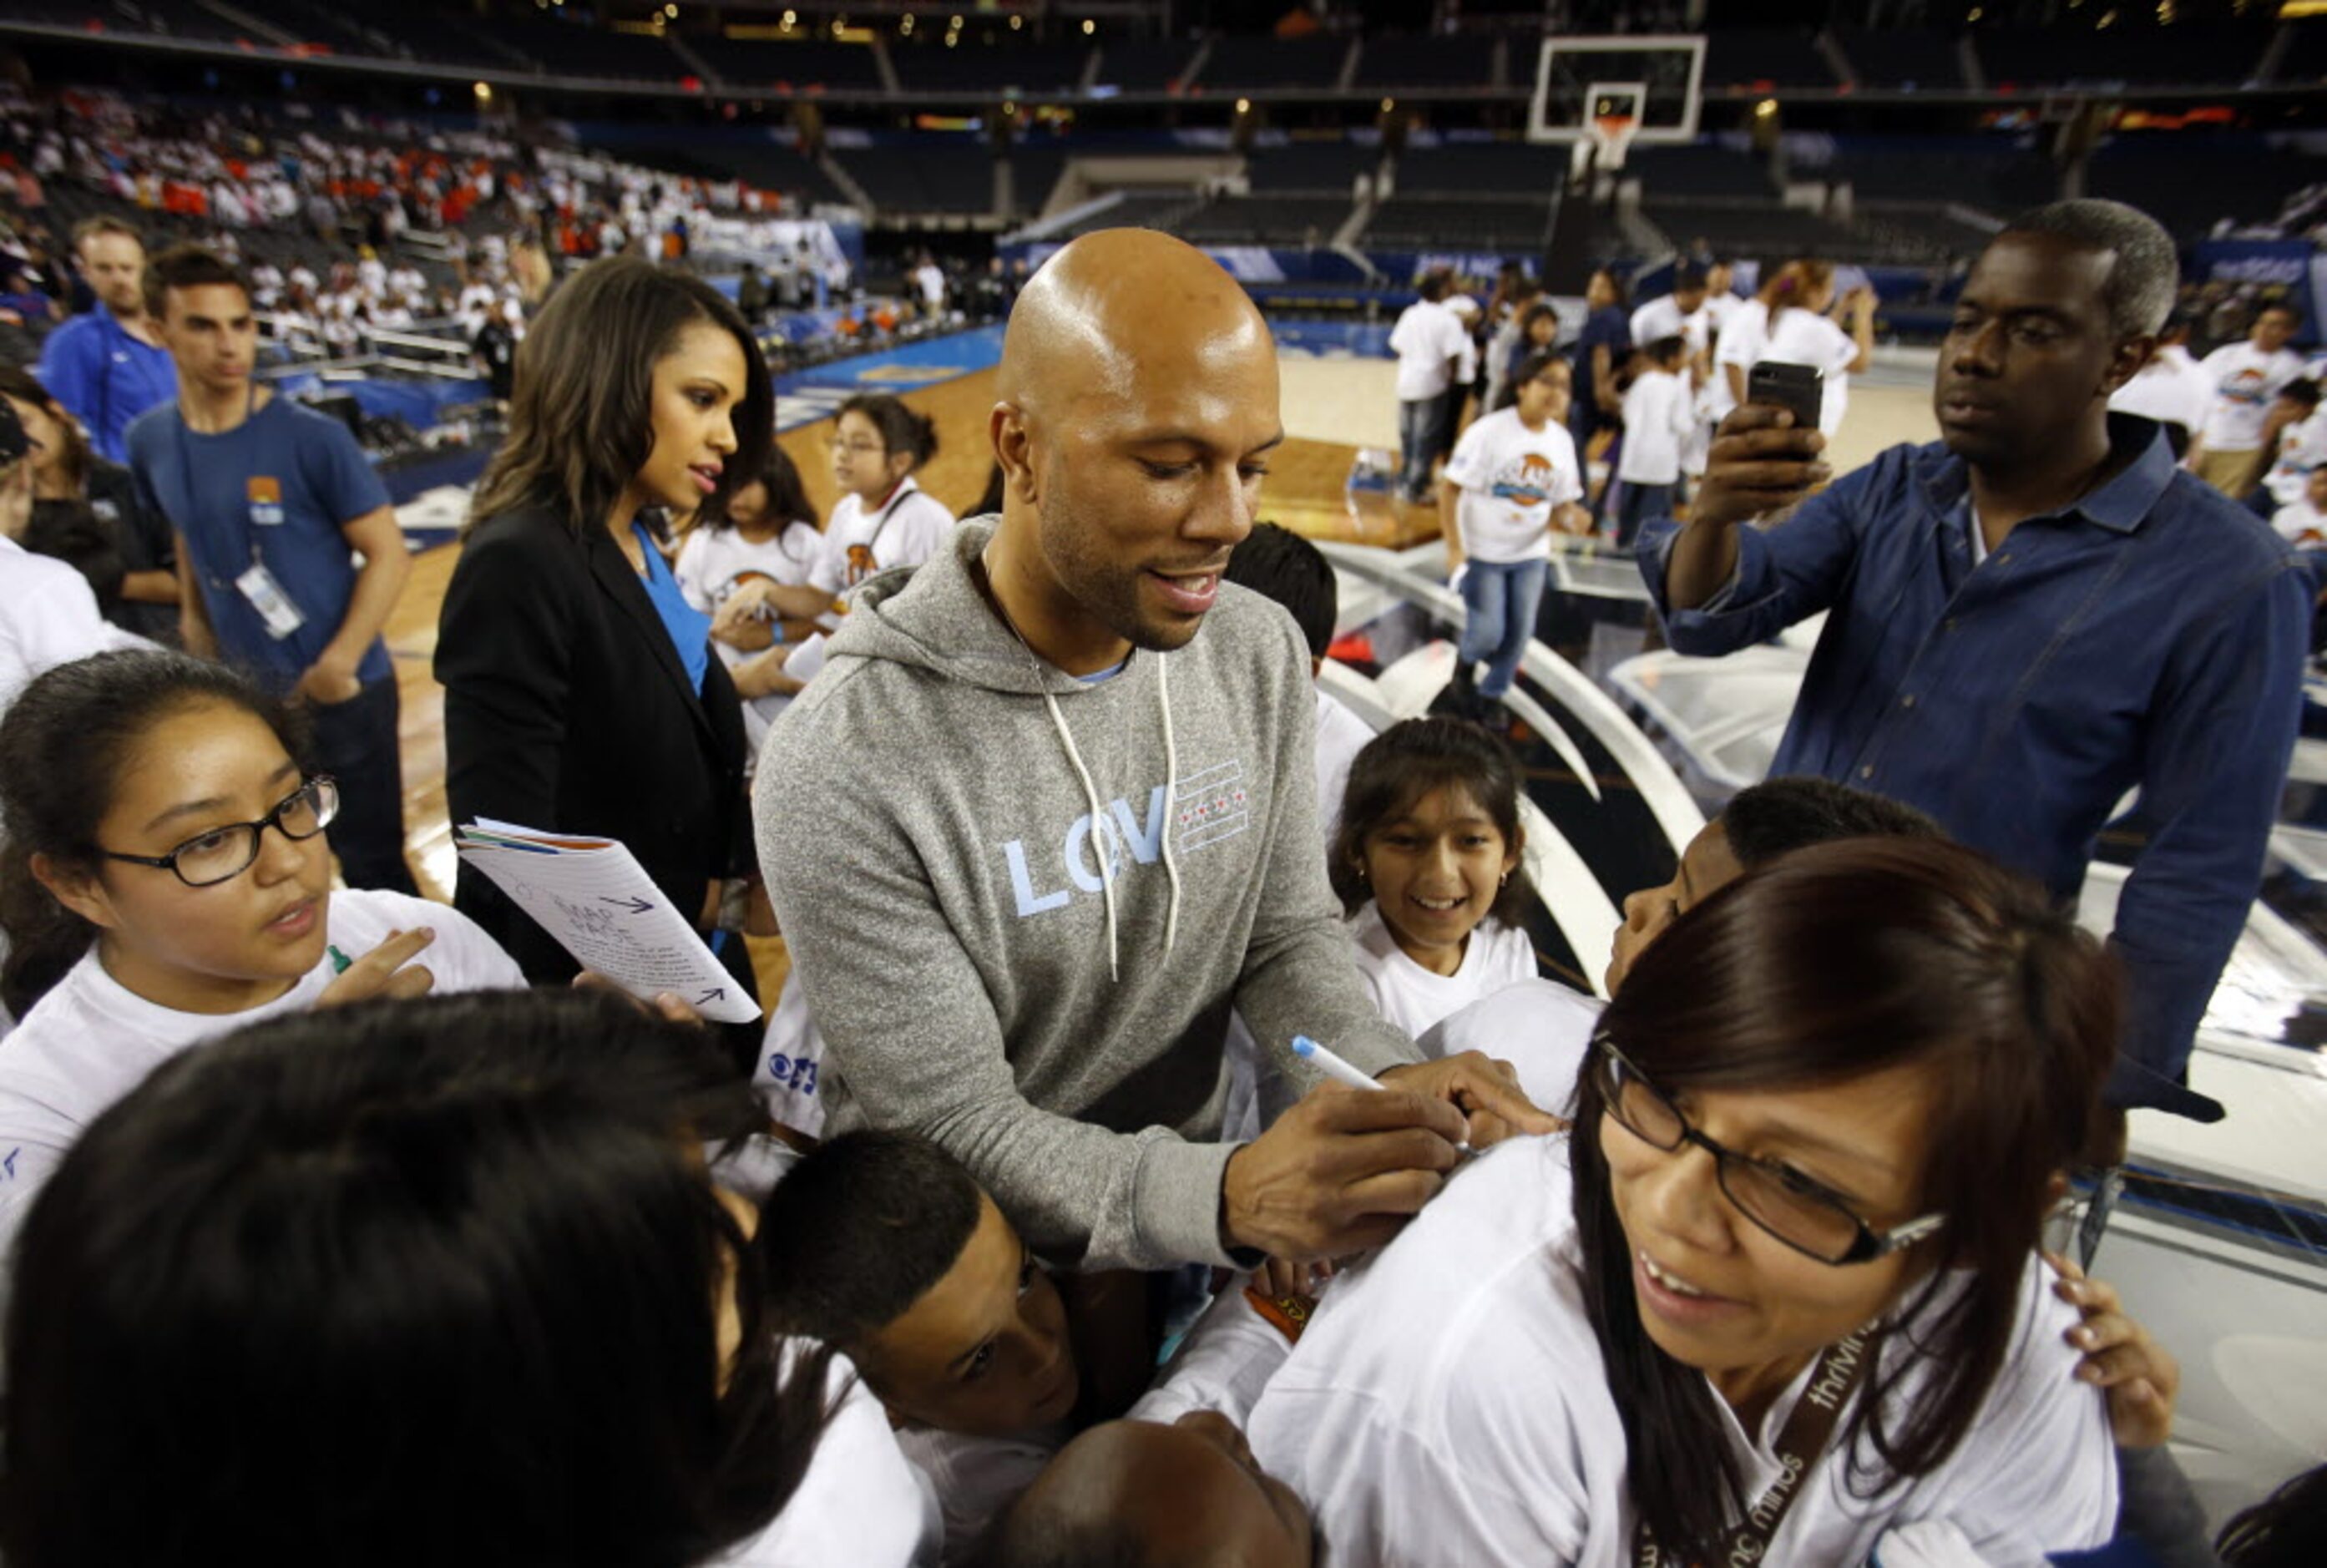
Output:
top-left (33, 306), bottom-right (177, 465)
top-left (1639, 417), bottom-right (2309, 1119)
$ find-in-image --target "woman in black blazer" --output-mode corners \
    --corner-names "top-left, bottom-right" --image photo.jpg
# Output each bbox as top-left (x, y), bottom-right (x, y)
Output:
top-left (437, 257), bottom-right (773, 992)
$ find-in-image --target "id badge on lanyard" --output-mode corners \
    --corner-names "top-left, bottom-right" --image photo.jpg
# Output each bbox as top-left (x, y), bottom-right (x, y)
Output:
top-left (233, 476), bottom-right (305, 640)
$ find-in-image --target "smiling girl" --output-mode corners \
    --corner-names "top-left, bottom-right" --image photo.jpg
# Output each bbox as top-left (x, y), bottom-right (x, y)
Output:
top-left (438, 256), bottom-right (774, 988)
top-left (1328, 718), bottom-right (1538, 1036)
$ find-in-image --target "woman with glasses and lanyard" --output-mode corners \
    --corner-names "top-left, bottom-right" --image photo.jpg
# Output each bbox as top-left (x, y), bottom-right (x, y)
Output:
top-left (0, 650), bottom-right (521, 1248)
top-left (1249, 836), bottom-right (2123, 1566)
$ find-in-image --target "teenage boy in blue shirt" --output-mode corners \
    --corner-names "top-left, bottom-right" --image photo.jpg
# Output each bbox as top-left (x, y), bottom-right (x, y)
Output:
top-left (1636, 200), bottom-right (2309, 1125)
top-left (126, 245), bottom-right (417, 894)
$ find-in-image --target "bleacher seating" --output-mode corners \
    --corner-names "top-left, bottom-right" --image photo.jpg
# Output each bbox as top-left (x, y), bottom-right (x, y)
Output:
top-left (1246, 141), bottom-right (1380, 194)
top-left (1626, 144), bottom-right (1776, 201)
top-left (1008, 144), bottom-right (1070, 218)
top-left (1823, 139), bottom-right (2056, 215)
top-left (2284, 21), bottom-right (2327, 84)
top-left (833, 144), bottom-right (996, 215)
top-left (1089, 39), bottom-right (1193, 92)
top-left (700, 39), bottom-right (886, 93)
top-left (1353, 36), bottom-right (1493, 91)
top-left (47, 0), bottom-right (253, 45)
top-left (1846, 206), bottom-right (1998, 264)
top-left (1702, 28), bottom-right (1836, 91)
top-left (650, 139), bottom-right (849, 209)
top-left (1389, 143), bottom-right (1565, 197)
top-left (1977, 25), bottom-right (2268, 90)
top-left (1643, 201), bottom-right (1859, 262)
top-left (1198, 37), bottom-right (1348, 91)
top-left (2087, 136), bottom-right (2325, 240)
top-left (1363, 195), bottom-right (1550, 253)
top-left (1835, 27), bottom-right (1965, 91)
top-left (1177, 194), bottom-right (1352, 248)
top-left (457, 15), bottom-right (686, 82)
top-left (891, 42), bottom-right (1090, 94)
top-left (1055, 190), bottom-right (1203, 239)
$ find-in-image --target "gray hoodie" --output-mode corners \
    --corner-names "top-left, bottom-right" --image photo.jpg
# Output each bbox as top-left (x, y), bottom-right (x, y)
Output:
top-left (754, 518), bottom-right (1415, 1270)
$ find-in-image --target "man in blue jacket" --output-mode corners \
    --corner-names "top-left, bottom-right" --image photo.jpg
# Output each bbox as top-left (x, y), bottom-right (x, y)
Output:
top-left (1636, 199), bottom-right (2309, 1125)
top-left (33, 220), bottom-right (175, 465)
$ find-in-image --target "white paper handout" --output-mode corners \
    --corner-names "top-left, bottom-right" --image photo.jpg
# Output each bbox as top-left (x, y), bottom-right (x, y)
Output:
top-left (454, 819), bottom-right (761, 1024)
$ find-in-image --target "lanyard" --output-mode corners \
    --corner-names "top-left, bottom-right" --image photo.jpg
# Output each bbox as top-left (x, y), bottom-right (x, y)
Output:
top-left (1631, 1330), bottom-right (1873, 1568)
top-left (171, 381), bottom-right (262, 588)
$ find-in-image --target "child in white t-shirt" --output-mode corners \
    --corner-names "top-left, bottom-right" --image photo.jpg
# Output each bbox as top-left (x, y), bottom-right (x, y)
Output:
top-left (1, 986), bottom-right (934, 1568)
top-left (1443, 354), bottom-right (1586, 706)
top-left (0, 649), bottom-right (526, 1255)
top-left (2273, 466), bottom-right (2327, 548)
top-left (721, 395), bottom-right (957, 705)
top-left (1328, 717), bottom-right (1538, 1039)
top-left (1758, 269), bottom-right (1875, 442)
top-left (678, 447), bottom-right (825, 756)
top-left (1616, 336), bottom-right (1695, 547)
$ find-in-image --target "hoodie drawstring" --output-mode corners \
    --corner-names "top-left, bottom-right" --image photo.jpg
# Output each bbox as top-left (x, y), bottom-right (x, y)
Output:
top-left (1036, 681), bottom-right (1121, 983)
top-left (1157, 651), bottom-right (1181, 960)
top-left (1031, 650), bottom-right (1181, 985)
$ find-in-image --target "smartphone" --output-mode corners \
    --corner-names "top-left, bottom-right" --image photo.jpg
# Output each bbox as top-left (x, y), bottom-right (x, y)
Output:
top-left (1747, 362), bottom-right (1824, 433)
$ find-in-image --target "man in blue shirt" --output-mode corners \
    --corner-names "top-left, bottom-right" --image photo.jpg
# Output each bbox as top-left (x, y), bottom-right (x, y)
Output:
top-left (33, 219), bottom-right (176, 466)
top-left (1637, 200), bottom-right (2309, 1123)
top-left (126, 245), bottom-right (417, 895)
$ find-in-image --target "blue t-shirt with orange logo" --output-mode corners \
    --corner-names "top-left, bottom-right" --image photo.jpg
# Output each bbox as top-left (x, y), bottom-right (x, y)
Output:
top-left (125, 395), bottom-right (392, 695)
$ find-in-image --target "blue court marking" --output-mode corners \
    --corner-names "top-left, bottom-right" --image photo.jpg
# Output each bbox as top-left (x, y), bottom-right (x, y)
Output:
top-left (774, 324), bottom-right (1007, 432)
top-left (1270, 321), bottom-right (1396, 360)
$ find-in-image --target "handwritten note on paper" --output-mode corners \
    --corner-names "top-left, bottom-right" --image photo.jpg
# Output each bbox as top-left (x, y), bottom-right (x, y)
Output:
top-left (454, 822), bottom-right (761, 1024)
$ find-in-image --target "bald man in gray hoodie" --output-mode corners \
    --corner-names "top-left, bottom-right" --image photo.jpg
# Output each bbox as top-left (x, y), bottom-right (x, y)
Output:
top-left (756, 230), bottom-right (1551, 1273)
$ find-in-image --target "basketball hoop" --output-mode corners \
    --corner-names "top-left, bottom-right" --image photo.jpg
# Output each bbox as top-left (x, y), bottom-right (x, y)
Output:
top-left (1586, 81), bottom-right (1645, 171)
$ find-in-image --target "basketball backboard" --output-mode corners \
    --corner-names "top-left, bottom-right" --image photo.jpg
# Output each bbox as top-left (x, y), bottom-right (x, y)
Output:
top-left (1527, 35), bottom-right (1707, 147)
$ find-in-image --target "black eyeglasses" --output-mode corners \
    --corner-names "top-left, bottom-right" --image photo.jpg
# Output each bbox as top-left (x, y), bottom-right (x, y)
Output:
top-left (1591, 1034), bottom-right (1945, 1267)
top-left (96, 776), bottom-right (340, 889)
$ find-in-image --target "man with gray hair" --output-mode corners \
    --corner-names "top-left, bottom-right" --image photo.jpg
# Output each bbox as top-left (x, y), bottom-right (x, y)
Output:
top-left (1636, 199), bottom-right (2309, 1126)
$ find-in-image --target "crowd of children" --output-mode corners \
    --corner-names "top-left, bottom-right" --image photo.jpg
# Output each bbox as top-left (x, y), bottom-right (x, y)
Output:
top-left (0, 218), bottom-right (2321, 1568)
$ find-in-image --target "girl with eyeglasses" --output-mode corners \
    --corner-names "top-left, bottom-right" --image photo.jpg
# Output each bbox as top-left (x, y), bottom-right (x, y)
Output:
top-left (1247, 836), bottom-right (2124, 1565)
top-left (0, 650), bottom-right (522, 1249)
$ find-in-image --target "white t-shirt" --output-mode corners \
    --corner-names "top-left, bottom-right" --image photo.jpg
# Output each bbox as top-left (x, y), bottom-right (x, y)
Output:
top-left (810, 479), bottom-right (956, 597)
top-left (719, 1348), bottom-right (941, 1566)
top-left (2273, 496), bottom-right (2327, 547)
top-left (1629, 294), bottom-right (1710, 355)
top-left (1131, 1267), bottom-right (1303, 1429)
top-left (913, 263), bottom-right (946, 310)
top-left (756, 968), bottom-right (829, 1138)
top-left (1443, 407), bottom-right (1584, 564)
top-left (2108, 343), bottom-right (2213, 443)
top-left (1248, 1137), bottom-right (2118, 1568)
top-left (1702, 291), bottom-right (1743, 339)
top-left (1415, 975), bottom-right (1601, 1115)
top-left (0, 536), bottom-right (144, 716)
top-left (2261, 407), bottom-right (2327, 507)
top-left (1758, 308), bottom-right (1859, 440)
top-left (2199, 341), bottom-right (2306, 451)
top-left (894, 1425), bottom-right (1059, 1565)
top-left (677, 523), bottom-right (826, 622)
top-left (1314, 687), bottom-right (1374, 847)
top-left (1348, 903), bottom-right (1535, 1039)
top-left (1618, 367), bottom-right (1695, 485)
top-left (0, 889), bottom-right (524, 1252)
top-left (1710, 298), bottom-right (1772, 422)
top-left (1389, 300), bottom-right (1471, 402)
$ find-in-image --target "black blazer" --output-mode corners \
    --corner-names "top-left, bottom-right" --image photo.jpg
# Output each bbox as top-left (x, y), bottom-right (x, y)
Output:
top-left (437, 503), bottom-right (751, 984)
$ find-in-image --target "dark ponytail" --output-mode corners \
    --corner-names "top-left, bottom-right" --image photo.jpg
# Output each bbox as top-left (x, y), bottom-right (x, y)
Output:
top-left (838, 392), bottom-right (939, 472)
top-left (0, 651), bottom-right (306, 1016)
